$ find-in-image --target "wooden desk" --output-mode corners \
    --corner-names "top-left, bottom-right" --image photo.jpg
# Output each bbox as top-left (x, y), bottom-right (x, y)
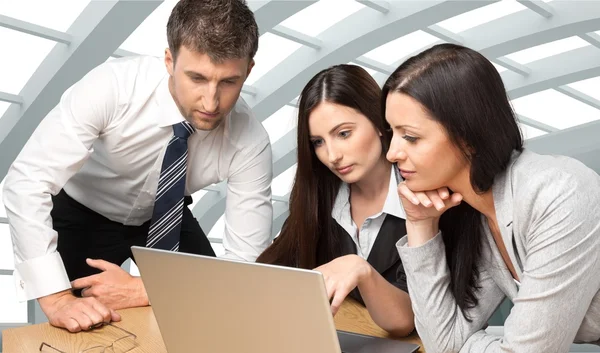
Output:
top-left (334, 299), bottom-right (424, 353)
top-left (3, 299), bottom-right (423, 352)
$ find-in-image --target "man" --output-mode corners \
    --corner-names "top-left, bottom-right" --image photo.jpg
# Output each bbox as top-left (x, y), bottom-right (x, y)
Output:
top-left (2, 0), bottom-right (273, 332)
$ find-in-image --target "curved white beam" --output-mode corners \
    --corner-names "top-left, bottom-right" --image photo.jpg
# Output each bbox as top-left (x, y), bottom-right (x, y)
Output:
top-left (513, 46), bottom-right (600, 171)
top-left (0, 1), bottom-right (162, 178)
top-left (373, 0), bottom-right (600, 84)
top-left (503, 46), bottom-right (600, 100)
top-left (463, 1), bottom-right (599, 59)
top-left (527, 118), bottom-right (600, 174)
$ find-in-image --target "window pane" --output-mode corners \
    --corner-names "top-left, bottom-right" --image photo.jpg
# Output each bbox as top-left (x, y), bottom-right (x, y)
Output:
top-left (0, 0), bottom-right (90, 32)
top-left (0, 275), bottom-right (27, 323)
top-left (279, 0), bottom-right (364, 37)
top-left (362, 30), bottom-right (439, 66)
top-left (188, 190), bottom-right (208, 214)
top-left (492, 62), bottom-right (507, 74)
top-left (436, 0), bottom-right (526, 33)
top-left (511, 89), bottom-right (600, 130)
top-left (272, 164), bottom-right (297, 197)
top-left (567, 76), bottom-right (600, 101)
top-left (211, 243), bottom-right (225, 257)
top-left (0, 27), bottom-right (56, 94)
top-left (262, 105), bottom-right (297, 144)
top-left (0, 102), bottom-right (12, 121)
top-left (118, 0), bottom-right (177, 56)
top-left (245, 33), bottom-right (301, 85)
top-left (0, 224), bottom-right (14, 270)
top-left (519, 123), bottom-right (547, 140)
top-left (505, 36), bottom-right (590, 65)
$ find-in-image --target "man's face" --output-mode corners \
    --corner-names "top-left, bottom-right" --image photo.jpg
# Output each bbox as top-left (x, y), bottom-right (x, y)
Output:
top-left (165, 46), bottom-right (254, 130)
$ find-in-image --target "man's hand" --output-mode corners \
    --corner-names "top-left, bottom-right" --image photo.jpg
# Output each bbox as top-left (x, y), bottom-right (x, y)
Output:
top-left (71, 259), bottom-right (149, 310)
top-left (38, 289), bottom-right (121, 333)
top-left (314, 255), bottom-right (372, 316)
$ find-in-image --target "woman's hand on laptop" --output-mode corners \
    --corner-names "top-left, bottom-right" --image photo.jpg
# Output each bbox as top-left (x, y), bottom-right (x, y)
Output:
top-left (71, 258), bottom-right (150, 310)
top-left (314, 255), bottom-right (372, 316)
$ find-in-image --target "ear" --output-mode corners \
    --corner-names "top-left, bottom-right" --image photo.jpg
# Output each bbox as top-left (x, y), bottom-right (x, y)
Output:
top-left (245, 59), bottom-right (255, 80)
top-left (461, 140), bottom-right (476, 158)
top-left (164, 48), bottom-right (175, 76)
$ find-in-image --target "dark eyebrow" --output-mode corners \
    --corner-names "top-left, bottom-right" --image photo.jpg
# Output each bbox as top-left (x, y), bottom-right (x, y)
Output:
top-left (310, 122), bottom-right (355, 139)
top-left (396, 124), bottom-right (419, 130)
top-left (184, 71), bottom-right (241, 82)
top-left (329, 122), bottom-right (355, 134)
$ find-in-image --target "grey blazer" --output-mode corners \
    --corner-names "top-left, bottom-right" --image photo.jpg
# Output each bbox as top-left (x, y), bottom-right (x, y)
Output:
top-left (397, 149), bottom-right (600, 353)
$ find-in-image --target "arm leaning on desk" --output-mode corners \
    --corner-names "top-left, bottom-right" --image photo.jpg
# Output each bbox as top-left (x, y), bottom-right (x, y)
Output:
top-left (3, 298), bottom-right (423, 353)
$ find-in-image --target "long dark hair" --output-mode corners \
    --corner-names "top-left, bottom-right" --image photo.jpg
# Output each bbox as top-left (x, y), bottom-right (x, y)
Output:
top-left (382, 44), bottom-right (523, 319)
top-left (257, 64), bottom-right (390, 268)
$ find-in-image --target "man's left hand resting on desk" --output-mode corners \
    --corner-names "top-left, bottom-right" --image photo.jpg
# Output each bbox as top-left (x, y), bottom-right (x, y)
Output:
top-left (71, 259), bottom-right (149, 310)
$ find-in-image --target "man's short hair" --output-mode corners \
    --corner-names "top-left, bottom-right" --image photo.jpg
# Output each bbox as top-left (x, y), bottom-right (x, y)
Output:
top-left (167, 0), bottom-right (259, 63)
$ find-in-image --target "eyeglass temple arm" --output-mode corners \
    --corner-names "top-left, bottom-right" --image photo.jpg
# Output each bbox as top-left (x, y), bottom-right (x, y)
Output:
top-left (40, 342), bottom-right (67, 353)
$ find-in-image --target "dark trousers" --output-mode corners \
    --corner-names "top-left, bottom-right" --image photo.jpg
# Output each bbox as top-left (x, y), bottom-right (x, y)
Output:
top-left (52, 190), bottom-right (216, 281)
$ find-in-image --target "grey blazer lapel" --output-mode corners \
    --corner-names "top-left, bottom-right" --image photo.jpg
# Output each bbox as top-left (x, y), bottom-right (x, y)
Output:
top-left (490, 151), bottom-right (524, 288)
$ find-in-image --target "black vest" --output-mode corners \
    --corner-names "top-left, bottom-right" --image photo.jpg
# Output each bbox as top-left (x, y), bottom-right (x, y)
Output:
top-left (335, 214), bottom-right (408, 305)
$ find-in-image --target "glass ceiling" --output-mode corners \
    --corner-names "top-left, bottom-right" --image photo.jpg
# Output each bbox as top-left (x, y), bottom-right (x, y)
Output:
top-left (279, 0), bottom-right (365, 37)
top-left (0, 27), bottom-right (55, 95)
top-left (0, 0), bottom-right (90, 32)
top-left (363, 30), bottom-right (440, 66)
top-left (0, 1), bottom-right (599, 291)
top-left (512, 89), bottom-right (600, 130)
top-left (437, 0), bottom-right (527, 33)
top-left (506, 36), bottom-right (591, 64)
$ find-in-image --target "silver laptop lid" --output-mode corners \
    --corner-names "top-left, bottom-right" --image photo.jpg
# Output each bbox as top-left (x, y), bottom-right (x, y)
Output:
top-left (132, 246), bottom-right (342, 353)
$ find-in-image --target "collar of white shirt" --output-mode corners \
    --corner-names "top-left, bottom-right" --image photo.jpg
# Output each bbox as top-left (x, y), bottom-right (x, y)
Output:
top-left (331, 165), bottom-right (407, 231)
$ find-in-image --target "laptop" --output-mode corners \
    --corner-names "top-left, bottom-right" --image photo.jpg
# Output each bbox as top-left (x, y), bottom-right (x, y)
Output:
top-left (132, 246), bottom-right (419, 353)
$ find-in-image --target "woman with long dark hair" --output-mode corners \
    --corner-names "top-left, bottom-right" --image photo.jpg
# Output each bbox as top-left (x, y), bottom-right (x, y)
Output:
top-left (257, 64), bottom-right (414, 336)
top-left (385, 43), bottom-right (600, 352)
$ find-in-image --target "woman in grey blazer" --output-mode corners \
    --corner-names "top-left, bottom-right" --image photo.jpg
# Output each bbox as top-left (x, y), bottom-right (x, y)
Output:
top-left (382, 43), bottom-right (600, 352)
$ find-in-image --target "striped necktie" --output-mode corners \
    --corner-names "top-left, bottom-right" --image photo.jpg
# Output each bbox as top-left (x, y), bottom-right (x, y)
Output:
top-left (146, 121), bottom-right (195, 251)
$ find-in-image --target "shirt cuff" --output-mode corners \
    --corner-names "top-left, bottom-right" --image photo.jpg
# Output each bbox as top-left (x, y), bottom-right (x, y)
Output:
top-left (14, 252), bottom-right (71, 301)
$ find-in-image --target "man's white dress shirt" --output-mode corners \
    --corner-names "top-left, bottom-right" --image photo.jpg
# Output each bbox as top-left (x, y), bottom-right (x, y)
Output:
top-left (331, 166), bottom-right (406, 259)
top-left (2, 56), bottom-right (273, 301)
